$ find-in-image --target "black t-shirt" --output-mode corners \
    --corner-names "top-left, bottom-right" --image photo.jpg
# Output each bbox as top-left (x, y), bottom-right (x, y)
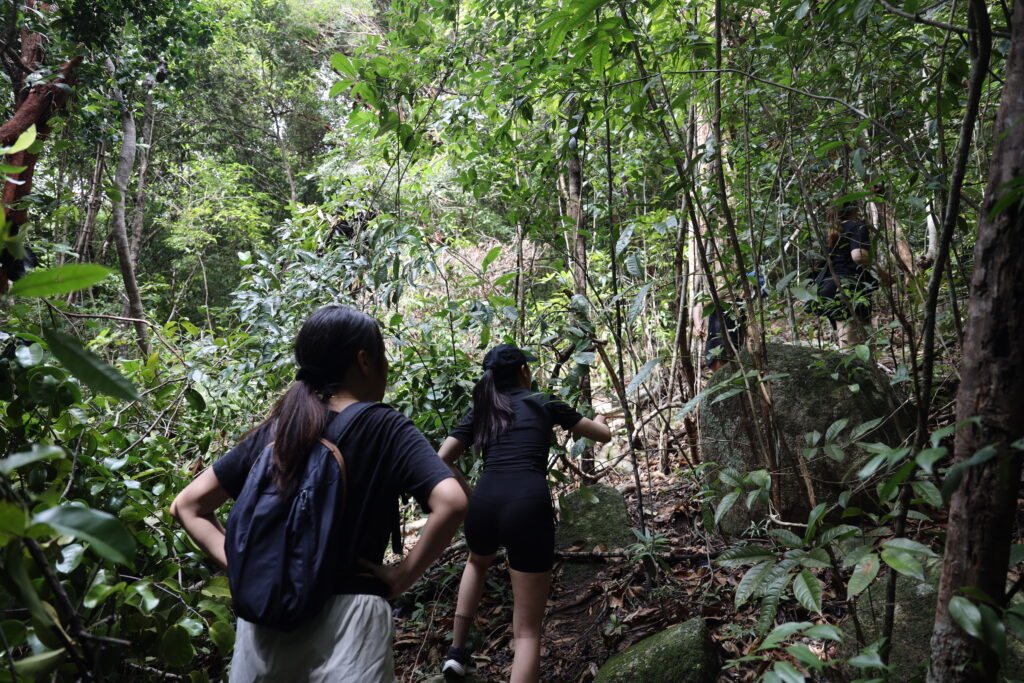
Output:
top-left (449, 388), bottom-right (584, 474)
top-left (826, 220), bottom-right (872, 279)
top-left (212, 403), bottom-right (452, 569)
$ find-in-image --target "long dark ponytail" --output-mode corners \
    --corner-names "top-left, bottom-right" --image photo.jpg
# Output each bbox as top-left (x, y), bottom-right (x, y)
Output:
top-left (472, 367), bottom-right (516, 447)
top-left (267, 305), bottom-right (384, 495)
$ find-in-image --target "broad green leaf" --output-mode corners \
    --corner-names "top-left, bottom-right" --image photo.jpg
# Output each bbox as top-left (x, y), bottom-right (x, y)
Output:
top-left (8, 264), bottom-right (112, 297)
top-left (330, 53), bottom-right (357, 77)
top-left (626, 282), bottom-right (651, 326)
top-left (911, 480), bottom-right (942, 507)
top-left (210, 620), bottom-right (235, 655)
top-left (161, 624), bottom-right (196, 669)
top-left (770, 528), bottom-right (804, 549)
top-left (185, 387), bottom-right (207, 412)
top-left (826, 418), bottom-right (848, 442)
top-left (803, 623), bottom-right (843, 641)
top-left (948, 596), bottom-right (982, 639)
top-left (758, 621), bottom-right (812, 650)
top-left (882, 538), bottom-right (936, 556)
top-left (735, 560), bottom-right (774, 607)
top-left (13, 648), bottom-right (65, 678)
top-left (914, 448), bottom-right (947, 474)
top-left (0, 502), bottom-right (27, 535)
top-left (577, 485), bottom-right (599, 504)
top-left (0, 445), bottom-right (65, 475)
top-left (614, 222), bottom-right (636, 256)
top-left (15, 343), bottom-right (43, 367)
top-left (178, 618), bottom-right (204, 636)
top-left (481, 246), bottom-right (501, 272)
top-left (33, 505), bottom-right (136, 564)
top-left (5, 125), bottom-right (36, 154)
top-left (847, 552), bottom-right (880, 599)
top-left (43, 328), bottom-right (140, 401)
top-left (786, 643), bottom-right (826, 669)
top-left (880, 548), bottom-right (925, 580)
top-left (714, 490), bottom-right (740, 527)
top-left (717, 544), bottom-right (776, 567)
top-left (817, 524), bottom-right (859, 546)
top-left (793, 569), bottom-right (823, 613)
top-left (772, 660), bottom-right (806, 683)
top-left (56, 543), bottom-right (85, 573)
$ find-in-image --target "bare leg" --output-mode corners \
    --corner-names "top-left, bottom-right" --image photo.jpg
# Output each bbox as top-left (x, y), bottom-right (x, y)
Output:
top-left (452, 552), bottom-right (496, 648)
top-left (839, 316), bottom-right (868, 347)
top-left (508, 568), bottom-right (551, 683)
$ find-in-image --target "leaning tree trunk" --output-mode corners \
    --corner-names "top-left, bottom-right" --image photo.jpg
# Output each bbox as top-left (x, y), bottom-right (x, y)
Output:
top-left (927, 2), bottom-right (1024, 680)
top-left (106, 58), bottom-right (151, 356)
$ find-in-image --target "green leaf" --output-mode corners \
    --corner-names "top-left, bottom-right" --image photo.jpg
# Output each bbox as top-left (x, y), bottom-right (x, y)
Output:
top-left (42, 328), bottom-right (140, 401)
top-left (185, 387), bottom-right (207, 412)
top-left (772, 660), bottom-right (807, 683)
top-left (948, 596), bottom-right (983, 639)
top-left (481, 246), bottom-right (501, 272)
top-left (614, 223), bottom-right (636, 256)
top-left (786, 643), bottom-right (826, 669)
top-left (56, 544), bottom-right (85, 573)
top-left (881, 548), bottom-right (925, 580)
top-left (5, 125), bottom-right (36, 154)
top-left (0, 445), bottom-right (65, 476)
top-left (825, 418), bottom-right (849, 442)
top-left (33, 505), bottom-right (136, 564)
top-left (770, 528), bottom-right (804, 549)
top-left (13, 648), bottom-right (65, 678)
top-left (15, 343), bottom-right (43, 367)
top-left (882, 537), bottom-right (936, 556)
top-left (161, 624), bottom-right (196, 669)
top-left (0, 163), bottom-right (27, 173)
top-left (717, 544), bottom-right (776, 567)
top-left (817, 524), bottom-right (859, 546)
top-left (209, 621), bottom-right (235, 656)
top-left (330, 53), bottom-right (357, 77)
top-left (1009, 544), bottom-right (1024, 567)
top-left (803, 623), bottom-right (843, 641)
top-left (914, 447), bottom-right (947, 475)
top-left (577, 485), bottom-right (599, 504)
top-left (625, 356), bottom-right (662, 396)
top-left (8, 264), bottom-right (112, 297)
top-left (735, 561), bottom-right (774, 607)
top-left (714, 491), bottom-right (740, 527)
top-left (854, 344), bottom-right (870, 363)
top-left (793, 569), bottom-right (823, 613)
top-left (847, 552), bottom-right (880, 599)
top-left (758, 621), bottom-right (812, 650)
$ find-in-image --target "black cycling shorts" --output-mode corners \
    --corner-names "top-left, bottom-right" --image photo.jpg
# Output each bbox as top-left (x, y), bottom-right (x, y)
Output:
top-left (464, 471), bottom-right (554, 573)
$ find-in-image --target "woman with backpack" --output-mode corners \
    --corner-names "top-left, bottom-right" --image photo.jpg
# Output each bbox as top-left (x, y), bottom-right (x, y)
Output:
top-left (437, 345), bottom-right (611, 682)
top-left (171, 305), bottom-right (466, 682)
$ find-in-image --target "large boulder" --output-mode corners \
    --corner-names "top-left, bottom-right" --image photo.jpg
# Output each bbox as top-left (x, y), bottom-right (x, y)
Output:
top-left (843, 559), bottom-right (1024, 679)
top-left (594, 618), bottom-right (718, 683)
top-left (699, 343), bottom-right (908, 535)
top-left (555, 485), bottom-right (634, 585)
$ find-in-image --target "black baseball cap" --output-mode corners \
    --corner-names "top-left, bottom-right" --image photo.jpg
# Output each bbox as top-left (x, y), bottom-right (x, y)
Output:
top-left (482, 344), bottom-right (538, 372)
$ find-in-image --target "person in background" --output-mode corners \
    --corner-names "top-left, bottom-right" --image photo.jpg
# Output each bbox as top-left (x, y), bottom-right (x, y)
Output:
top-left (437, 345), bottom-right (611, 682)
top-left (810, 202), bottom-right (878, 347)
top-left (171, 305), bottom-right (466, 682)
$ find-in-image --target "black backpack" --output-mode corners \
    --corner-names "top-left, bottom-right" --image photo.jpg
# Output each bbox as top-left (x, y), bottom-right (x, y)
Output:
top-left (224, 402), bottom-right (373, 630)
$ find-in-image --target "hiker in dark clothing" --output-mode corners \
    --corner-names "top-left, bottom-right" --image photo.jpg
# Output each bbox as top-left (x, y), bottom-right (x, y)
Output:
top-left (171, 305), bottom-right (466, 682)
top-left (810, 203), bottom-right (877, 346)
top-left (437, 345), bottom-right (611, 682)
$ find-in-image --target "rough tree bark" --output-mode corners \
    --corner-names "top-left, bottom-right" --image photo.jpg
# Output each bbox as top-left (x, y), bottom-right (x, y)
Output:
top-left (927, 2), bottom-right (1024, 680)
top-left (106, 58), bottom-right (151, 356)
top-left (0, 2), bottom-right (81, 293)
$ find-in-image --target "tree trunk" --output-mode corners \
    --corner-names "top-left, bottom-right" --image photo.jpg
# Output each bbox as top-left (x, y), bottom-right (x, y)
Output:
top-left (928, 2), bottom-right (1024, 679)
top-left (128, 75), bottom-right (157, 268)
top-left (72, 141), bottom-right (108, 264)
top-left (566, 122), bottom-right (595, 475)
top-left (0, 3), bottom-right (80, 292)
top-left (107, 58), bottom-right (151, 356)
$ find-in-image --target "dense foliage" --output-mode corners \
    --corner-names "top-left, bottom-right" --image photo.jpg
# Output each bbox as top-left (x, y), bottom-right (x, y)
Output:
top-left (1, 0), bottom-right (1021, 679)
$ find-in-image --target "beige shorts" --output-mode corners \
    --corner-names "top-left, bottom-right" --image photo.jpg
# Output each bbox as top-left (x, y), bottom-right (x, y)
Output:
top-left (228, 594), bottom-right (394, 682)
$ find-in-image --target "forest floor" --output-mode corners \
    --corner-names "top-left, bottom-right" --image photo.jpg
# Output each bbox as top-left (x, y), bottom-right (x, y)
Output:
top-left (391, 461), bottom-right (854, 682)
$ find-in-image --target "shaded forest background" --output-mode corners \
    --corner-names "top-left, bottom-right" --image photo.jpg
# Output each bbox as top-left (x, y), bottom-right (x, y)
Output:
top-left (1, 0), bottom-right (1022, 680)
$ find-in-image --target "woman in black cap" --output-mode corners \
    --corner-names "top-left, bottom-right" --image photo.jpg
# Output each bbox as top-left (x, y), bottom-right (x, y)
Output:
top-left (437, 344), bottom-right (611, 682)
top-left (171, 305), bottom-right (466, 681)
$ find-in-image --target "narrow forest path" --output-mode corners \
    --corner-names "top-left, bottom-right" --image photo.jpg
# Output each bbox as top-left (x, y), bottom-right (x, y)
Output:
top-left (390, 464), bottom-right (785, 682)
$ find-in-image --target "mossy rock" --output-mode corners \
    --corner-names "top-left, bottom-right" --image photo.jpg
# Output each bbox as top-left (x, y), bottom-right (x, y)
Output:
top-left (842, 558), bottom-right (1024, 681)
top-left (699, 343), bottom-right (909, 535)
top-left (555, 484), bottom-right (633, 585)
top-left (595, 618), bottom-right (718, 683)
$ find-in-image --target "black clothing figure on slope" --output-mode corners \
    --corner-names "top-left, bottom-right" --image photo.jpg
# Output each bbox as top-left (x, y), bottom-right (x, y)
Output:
top-left (171, 305), bottom-right (466, 681)
top-left (810, 203), bottom-right (878, 346)
top-left (437, 345), bottom-right (612, 682)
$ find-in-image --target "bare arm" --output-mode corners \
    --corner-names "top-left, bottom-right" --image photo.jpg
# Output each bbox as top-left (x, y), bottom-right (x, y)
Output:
top-left (365, 478), bottom-right (467, 598)
top-left (170, 467), bottom-right (230, 568)
top-left (571, 414), bottom-right (612, 443)
top-left (437, 436), bottom-right (473, 498)
top-left (851, 248), bottom-right (870, 266)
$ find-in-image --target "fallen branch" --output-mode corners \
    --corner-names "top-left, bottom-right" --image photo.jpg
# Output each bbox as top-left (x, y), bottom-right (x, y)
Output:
top-left (555, 549), bottom-right (714, 563)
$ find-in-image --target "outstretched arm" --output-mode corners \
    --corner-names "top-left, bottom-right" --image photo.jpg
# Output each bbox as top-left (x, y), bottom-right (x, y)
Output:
top-left (170, 467), bottom-right (230, 568)
top-left (571, 414), bottom-right (612, 443)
